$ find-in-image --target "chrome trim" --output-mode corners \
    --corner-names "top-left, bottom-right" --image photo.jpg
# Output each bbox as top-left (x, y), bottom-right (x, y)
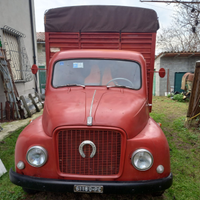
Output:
top-left (87, 90), bottom-right (96, 126)
top-left (87, 116), bottom-right (93, 126)
top-left (79, 140), bottom-right (96, 158)
top-left (26, 146), bottom-right (48, 167)
top-left (131, 149), bottom-right (153, 171)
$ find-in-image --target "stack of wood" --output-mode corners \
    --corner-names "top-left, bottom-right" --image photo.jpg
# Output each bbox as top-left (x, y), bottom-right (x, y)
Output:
top-left (0, 48), bottom-right (44, 121)
top-left (0, 48), bottom-right (20, 120)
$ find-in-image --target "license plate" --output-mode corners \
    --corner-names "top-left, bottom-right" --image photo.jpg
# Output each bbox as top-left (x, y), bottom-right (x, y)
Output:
top-left (74, 185), bottom-right (103, 193)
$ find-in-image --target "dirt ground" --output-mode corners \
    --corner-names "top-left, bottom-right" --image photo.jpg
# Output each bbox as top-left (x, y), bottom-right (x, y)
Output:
top-left (23, 192), bottom-right (162, 200)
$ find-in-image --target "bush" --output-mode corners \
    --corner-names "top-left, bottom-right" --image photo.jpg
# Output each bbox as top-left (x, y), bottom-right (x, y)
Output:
top-left (167, 93), bottom-right (171, 98)
top-left (173, 94), bottom-right (184, 102)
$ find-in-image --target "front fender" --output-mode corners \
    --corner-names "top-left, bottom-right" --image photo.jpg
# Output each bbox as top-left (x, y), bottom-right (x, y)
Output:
top-left (15, 116), bottom-right (59, 179)
top-left (121, 117), bottom-right (171, 181)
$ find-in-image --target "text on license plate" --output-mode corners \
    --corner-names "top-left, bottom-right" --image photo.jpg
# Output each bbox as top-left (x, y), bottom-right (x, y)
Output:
top-left (74, 185), bottom-right (103, 193)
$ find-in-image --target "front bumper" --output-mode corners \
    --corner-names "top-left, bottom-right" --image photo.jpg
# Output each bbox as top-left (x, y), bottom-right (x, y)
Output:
top-left (10, 169), bottom-right (172, 194)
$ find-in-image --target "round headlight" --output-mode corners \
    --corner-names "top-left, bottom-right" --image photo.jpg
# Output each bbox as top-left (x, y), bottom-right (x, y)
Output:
top-left (26, 146), bottom-right (48, 167)
top-left (131, 149), bottom-right (153, 171)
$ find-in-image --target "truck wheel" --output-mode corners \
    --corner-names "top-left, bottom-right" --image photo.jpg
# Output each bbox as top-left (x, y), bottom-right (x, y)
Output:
top-left (23, 187), bottom-right (38, 194)
top-left (152, 190), bottom-right (164, 196)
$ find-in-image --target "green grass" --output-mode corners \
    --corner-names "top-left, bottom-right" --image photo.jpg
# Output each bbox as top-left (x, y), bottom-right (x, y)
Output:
top-left (0, 127), bottom-right (26, 200)
top-left (0, 97), bottom-right (200, 200)
top-left (150, 97), bottom-right (200, 200)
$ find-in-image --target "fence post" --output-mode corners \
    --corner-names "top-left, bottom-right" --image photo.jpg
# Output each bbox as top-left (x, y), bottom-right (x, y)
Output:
top-left (0, 103), bottom-right (3, 122)
top-left (5, 101), bottom-right (10, 121)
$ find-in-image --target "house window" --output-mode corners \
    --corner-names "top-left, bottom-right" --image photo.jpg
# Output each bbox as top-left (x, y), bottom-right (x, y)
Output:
top-left (2, 26), bottom-right (33, 82)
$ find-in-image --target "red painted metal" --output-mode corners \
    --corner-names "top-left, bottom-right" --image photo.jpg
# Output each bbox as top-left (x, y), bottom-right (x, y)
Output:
top-left (14, 49), bottom-right (170, 181)
top-left (12, 7), bottom-right (171, 194)
top-left (31, 64), bottom-right (38, 74)
top-left (31, 64), bottom-right (46, 74)
top-left (57, 129), bottom-right (121, 176)
top-left (45, 32), bottom-right (156, 110)
top-left (159, 68), bottom-right (166, 78)
top-left (43, 50), bottom-right (148, 139)
top-left (15, 117), bottom-right (170, 181)
top-left (53, 125), bottom-right (127, 179)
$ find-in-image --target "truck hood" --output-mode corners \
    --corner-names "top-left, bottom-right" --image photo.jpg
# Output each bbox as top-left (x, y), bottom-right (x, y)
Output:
top-left (42, 88), bottom-right (149, 139)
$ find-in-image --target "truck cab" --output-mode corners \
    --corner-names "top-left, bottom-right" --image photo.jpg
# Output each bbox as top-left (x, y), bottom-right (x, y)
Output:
top-left (10, 5), bottom-right (172, 195)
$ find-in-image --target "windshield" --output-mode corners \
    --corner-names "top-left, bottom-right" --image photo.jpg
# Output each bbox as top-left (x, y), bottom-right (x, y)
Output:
top-left (52, 59), bottom-right (141, 89)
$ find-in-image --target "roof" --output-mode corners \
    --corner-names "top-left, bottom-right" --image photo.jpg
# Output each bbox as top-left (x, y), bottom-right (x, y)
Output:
top-left (155, 52), bottom-right (200, 60)
top-left (50, 49), bottom-right (145, 64)
top-left (36, 32), bottom-right (45, 42)
top-left (45, 5), bottom-right (159, 33)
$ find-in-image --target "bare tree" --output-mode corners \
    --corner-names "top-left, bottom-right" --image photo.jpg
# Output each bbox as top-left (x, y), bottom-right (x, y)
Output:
top-left (156, 2), bottom-right (200, 52)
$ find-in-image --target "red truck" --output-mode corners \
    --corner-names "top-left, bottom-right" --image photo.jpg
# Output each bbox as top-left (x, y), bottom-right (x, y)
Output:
top-left (10, 5), bottom-right (172, 195)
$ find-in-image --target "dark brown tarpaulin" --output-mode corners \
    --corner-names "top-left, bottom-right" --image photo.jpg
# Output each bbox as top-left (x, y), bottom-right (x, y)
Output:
top-left (45, 5), bottom-right (159, 33)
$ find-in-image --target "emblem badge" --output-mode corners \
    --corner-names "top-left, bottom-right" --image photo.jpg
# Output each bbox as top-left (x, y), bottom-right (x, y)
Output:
top-left (79, 140), bottom-right (96, 158)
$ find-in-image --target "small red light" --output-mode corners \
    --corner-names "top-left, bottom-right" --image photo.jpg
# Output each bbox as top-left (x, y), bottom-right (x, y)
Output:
top-left (157, 122), bottom-right (162, 127)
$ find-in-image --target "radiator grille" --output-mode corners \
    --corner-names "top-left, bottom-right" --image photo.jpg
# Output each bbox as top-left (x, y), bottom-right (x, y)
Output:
top-left (57, 129), bottom-right (122, 176)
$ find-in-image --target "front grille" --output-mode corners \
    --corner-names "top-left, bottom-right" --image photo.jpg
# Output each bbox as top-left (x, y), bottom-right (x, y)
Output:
top-left (57, 129), bottom-right (122, 176)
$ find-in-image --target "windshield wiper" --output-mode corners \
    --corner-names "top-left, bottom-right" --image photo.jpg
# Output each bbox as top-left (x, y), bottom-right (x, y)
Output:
top-left (107, 84), bottom-right (133, 89)
top-left (56, 83), bottom-right (85, 88)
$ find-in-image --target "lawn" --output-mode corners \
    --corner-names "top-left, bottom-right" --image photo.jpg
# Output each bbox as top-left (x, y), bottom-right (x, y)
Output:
top-left (151, 97), bottom-right (200, 200)
top-left (0, 96), bottom-right (199, 200)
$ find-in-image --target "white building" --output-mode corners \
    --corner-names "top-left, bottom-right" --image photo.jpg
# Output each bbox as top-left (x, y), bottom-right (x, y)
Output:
top-left (154, 52), bottom-right (200, 96)
top-left (0, 0), bottom-right (37, 105)
top-left (37, 32), bottom-right (46, 66)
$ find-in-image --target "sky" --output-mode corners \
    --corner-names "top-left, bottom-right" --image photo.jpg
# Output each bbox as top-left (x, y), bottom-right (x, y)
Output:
top-left (34, 0), bottom-right (176, 33)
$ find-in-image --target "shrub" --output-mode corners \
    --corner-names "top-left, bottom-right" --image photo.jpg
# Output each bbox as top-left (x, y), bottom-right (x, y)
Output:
top-left (167, 93), bottom-right (171, 98)
top-left (173, 94), bottom-right (184, 102)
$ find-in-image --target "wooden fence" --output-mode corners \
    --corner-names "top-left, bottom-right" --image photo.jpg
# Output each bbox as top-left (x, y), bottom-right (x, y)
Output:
top-left (0, 101), bottom-right (19, 122)
top-left (187, 61), bottom-right (200, 120)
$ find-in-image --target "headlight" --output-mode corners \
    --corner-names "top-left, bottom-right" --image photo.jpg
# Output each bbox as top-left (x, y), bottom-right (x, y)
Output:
top-left (131, 149), bottom-right (153, 171)
top-left (26, 146), bottom-right (48, 167)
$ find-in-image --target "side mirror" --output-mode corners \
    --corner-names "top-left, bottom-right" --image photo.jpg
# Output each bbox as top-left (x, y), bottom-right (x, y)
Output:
top-left (159, 68), bottom-right (165, 78)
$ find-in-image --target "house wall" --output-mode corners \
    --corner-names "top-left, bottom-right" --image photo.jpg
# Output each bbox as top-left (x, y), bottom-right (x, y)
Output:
top-left (37, 43), bottom-right (46, 66)
top-left (154, 56), bottom-right (199, 96)
top-left (0, 0), bottom-right (37, 104)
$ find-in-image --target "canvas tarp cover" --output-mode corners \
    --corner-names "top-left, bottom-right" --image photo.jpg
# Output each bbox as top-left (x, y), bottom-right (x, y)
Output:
top-left (45, 5), bottom-right (159, 33)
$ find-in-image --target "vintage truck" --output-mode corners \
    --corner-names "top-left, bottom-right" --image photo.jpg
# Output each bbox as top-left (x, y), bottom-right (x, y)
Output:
top-left (10, 5), bottom-right (172, 195)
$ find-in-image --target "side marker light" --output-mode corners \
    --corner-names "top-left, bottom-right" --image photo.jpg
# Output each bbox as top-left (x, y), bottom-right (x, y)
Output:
top-left (157, 122), bottom-right (162, 127)
top-left (17, 161), bottom-right (25, 170)
top-left (157, 165), bottom-right (164, 174)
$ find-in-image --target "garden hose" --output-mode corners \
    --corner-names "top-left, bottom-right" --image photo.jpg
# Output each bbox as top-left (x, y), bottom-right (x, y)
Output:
top-left (189, 112), bottom-right (200, 121)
